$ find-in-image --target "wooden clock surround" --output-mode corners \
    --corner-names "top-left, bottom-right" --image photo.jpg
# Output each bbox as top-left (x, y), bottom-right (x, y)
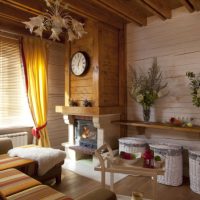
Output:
top-left (56, 19), bottom-right (126, 118)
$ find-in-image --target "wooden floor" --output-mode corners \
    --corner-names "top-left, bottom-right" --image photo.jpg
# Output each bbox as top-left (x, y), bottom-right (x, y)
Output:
top-left (52, 168), bottom-right (200, 200)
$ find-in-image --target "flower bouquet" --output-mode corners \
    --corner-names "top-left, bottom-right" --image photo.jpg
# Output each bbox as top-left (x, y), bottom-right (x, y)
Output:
top-left (129, 58), bottom-right (168, 122)
top-left (186, 72), bottom-right (200, 107)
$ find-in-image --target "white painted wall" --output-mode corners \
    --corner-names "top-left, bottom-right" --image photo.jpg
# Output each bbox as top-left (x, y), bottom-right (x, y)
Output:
top-left (127, 7), bottom-right (200, 142)
top-left (47, 42), bottom-right (68, 149)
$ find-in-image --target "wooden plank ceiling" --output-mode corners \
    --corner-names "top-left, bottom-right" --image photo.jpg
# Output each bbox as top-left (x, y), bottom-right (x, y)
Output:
top-left (0, 0), bottom-right (199, 35)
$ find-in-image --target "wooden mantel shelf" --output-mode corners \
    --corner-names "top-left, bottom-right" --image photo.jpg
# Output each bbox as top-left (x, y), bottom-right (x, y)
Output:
top-left (55, 105), bottom-right (122, 116)
top-left (112, 120), bottom-right (200, 133)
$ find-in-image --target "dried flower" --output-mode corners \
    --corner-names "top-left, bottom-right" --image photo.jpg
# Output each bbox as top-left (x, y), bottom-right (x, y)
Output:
top-left (197, 89), bottom-right (200, 98)
top-left (157, 91), bottom-right (162, 98)
top-left (83, 99), bottom-right (92, 107)
top-left (69, 99), bottom-right (78, 107)
top-left (136, 94), bottom-right (144, 103)
top-left (186, 71), bottom-right (200, 107)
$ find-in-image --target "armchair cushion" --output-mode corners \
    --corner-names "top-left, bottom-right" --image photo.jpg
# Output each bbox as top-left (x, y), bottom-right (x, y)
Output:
top-left (8, 147), bottom-right (66, 176)
top-left (7, 185), bottom-right (73, 200)
top-left (0, 168), bottom-right (41, 197)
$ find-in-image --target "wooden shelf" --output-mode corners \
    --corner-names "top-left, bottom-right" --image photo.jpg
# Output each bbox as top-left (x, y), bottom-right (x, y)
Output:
top-left (112, 120), bottom-right (200, 134)
top-left (55, 105), bottom-right (122, 116)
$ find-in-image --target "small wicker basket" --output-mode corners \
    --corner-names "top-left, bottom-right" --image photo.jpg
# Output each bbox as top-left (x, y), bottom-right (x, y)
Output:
top-left (118, 137), bottom-right (147, 154)
top-left (150, 144), bottom-right (183, 186)
top-left (189, 150), bottom-right (200, 194)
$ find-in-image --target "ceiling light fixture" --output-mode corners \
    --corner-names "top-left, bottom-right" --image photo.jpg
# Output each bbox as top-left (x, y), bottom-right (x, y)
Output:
top-left (23, 0), bottom-right (86, 41)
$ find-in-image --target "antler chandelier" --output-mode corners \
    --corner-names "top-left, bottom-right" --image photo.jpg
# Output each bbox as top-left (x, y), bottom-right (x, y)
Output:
top-left (23, 0), bottom-right (86, 41)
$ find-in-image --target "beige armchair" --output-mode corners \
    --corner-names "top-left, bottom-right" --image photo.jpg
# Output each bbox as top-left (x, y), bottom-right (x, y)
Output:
top-left (0, 138), bottom-right (13, 154)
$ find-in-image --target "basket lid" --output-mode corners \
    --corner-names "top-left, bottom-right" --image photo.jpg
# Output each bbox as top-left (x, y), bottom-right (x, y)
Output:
top-left (150, 144), bottom-right (182, 150)
top-left (189, 150), bottom-right (200, 156)
top-left (118, 137), bottom-right (146, 144)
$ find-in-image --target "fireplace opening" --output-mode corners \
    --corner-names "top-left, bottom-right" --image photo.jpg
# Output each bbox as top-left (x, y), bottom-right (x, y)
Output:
top-left (69, 119), bottom-right (97, 156)
top-left (75, 119), bottom-right (97, 149)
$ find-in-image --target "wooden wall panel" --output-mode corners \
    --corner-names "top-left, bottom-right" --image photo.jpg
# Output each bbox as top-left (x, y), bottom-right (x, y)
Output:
top-left (47, 43), bottom-right (68, 148)
top-left (99, 24), bottom-right (119, 106)
top-left (69, 20), bottom-right (99, 107)
top-left (67, 19), bottom-right (124, 111)
top-left (126, 7), bottom-right (200, 141)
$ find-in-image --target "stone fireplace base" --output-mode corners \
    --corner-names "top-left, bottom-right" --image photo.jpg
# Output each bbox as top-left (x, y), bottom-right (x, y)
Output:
top-left (62, 114), bottom-right (121, 161)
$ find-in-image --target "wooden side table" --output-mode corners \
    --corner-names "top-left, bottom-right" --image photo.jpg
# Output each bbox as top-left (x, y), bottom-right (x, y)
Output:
top-left (94, 144), bottom-right (164, 200)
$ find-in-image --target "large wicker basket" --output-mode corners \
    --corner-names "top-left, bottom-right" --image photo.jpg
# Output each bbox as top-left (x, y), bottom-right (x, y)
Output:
top-left (189, 150), bottom-right (200, 194)
top-left (150, 144), bottom-right (183, 186)
top-left (118, 137), bottom-right (147, 154)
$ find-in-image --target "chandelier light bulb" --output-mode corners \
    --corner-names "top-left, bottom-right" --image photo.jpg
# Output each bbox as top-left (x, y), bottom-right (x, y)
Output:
top-left (23, 0), bottom-right (86, 41)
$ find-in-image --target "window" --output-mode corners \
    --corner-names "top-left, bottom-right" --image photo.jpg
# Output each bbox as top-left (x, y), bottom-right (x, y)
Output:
top-left (0, 36), bottom-right (33, 128)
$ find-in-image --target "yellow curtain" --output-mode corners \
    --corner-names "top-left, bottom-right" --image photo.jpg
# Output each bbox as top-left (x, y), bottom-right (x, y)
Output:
top-left (22, 37), bottom-right (50, 147)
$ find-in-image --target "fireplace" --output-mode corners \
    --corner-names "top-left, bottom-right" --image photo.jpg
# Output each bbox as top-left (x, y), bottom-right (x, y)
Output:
top-left (62, 114), bottom-right (121, 161)
top-left (75, 119), bottom-right (97, 149)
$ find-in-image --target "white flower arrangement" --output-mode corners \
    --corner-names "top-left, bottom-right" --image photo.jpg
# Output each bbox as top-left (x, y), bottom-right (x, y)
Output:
top-left (186, 72), bottom-right (200, 107)
top-left (197, 88), bottom-right (200, 98)
top-left (129, 58), bottom-right (168, 108)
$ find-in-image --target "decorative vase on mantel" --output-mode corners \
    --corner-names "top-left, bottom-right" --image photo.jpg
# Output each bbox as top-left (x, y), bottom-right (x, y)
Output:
top-left (142, 105), bottom-right (151, 122)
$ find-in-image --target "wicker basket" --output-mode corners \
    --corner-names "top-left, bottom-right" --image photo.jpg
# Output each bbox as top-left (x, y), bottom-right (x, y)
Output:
top-left (150, 144), bottom-right (183, 186)
top-left (189, 150), bottom-right (200, 194)
top-left (118, 137), bottom-right (147, 154)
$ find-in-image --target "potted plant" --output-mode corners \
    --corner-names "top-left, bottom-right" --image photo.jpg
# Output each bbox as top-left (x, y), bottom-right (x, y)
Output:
top-left (154, 155), bottom-right (164, 168)
top-left (129, 58), bottom-right (168, 122)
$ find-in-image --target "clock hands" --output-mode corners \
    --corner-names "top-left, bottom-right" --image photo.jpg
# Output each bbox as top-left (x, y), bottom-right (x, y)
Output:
top-left (78, 56), bottom-right (81, 67)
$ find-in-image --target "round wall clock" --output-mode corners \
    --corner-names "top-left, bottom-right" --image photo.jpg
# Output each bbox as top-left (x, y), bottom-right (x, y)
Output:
top-left (71, 51), bottom-right (89, 76)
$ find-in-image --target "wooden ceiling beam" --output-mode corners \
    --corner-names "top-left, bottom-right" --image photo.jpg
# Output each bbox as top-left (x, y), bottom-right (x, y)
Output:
top-left (180, 0), bottom-right (194, 12)
top-left (91, 0), bottom-right (147, 26)
top-left (0, 0), bottom-right (125, 29)
top-left (1, 0), bottom-right (42, 16)
top-left (136, 0), bottom-right (165, 20)
top-left (64, 0), bottom-right (125, 29)
top-left (188, 0), bottom-right (200, 11)
top-left (0, 11), bottom-right (65, 42)
top-left (0, 19), bottom-right (28, 36)
top-left (0, 12), bottom-right (22, 23)
top-left (141, 0), bottom-right (171, 20)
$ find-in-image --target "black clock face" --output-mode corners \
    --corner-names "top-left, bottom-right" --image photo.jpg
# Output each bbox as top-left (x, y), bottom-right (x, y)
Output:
top-left (71, 51), bottom-right (89, 76)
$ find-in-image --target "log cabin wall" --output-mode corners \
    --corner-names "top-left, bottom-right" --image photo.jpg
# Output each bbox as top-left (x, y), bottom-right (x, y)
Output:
top-left (98, 23), bottom-right (119, 107)
top-left (47, 42), bottom-right (68, 148)
top-left (68, 20), bottom-right (98, 107)
top-left (127, 7), bottom-right (200, 141)
top-left (65, 19), bottom-right (126, 114)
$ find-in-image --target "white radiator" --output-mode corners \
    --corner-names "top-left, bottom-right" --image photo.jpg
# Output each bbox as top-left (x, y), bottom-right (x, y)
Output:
top-left (0, 132), bottom-right (28, 147)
